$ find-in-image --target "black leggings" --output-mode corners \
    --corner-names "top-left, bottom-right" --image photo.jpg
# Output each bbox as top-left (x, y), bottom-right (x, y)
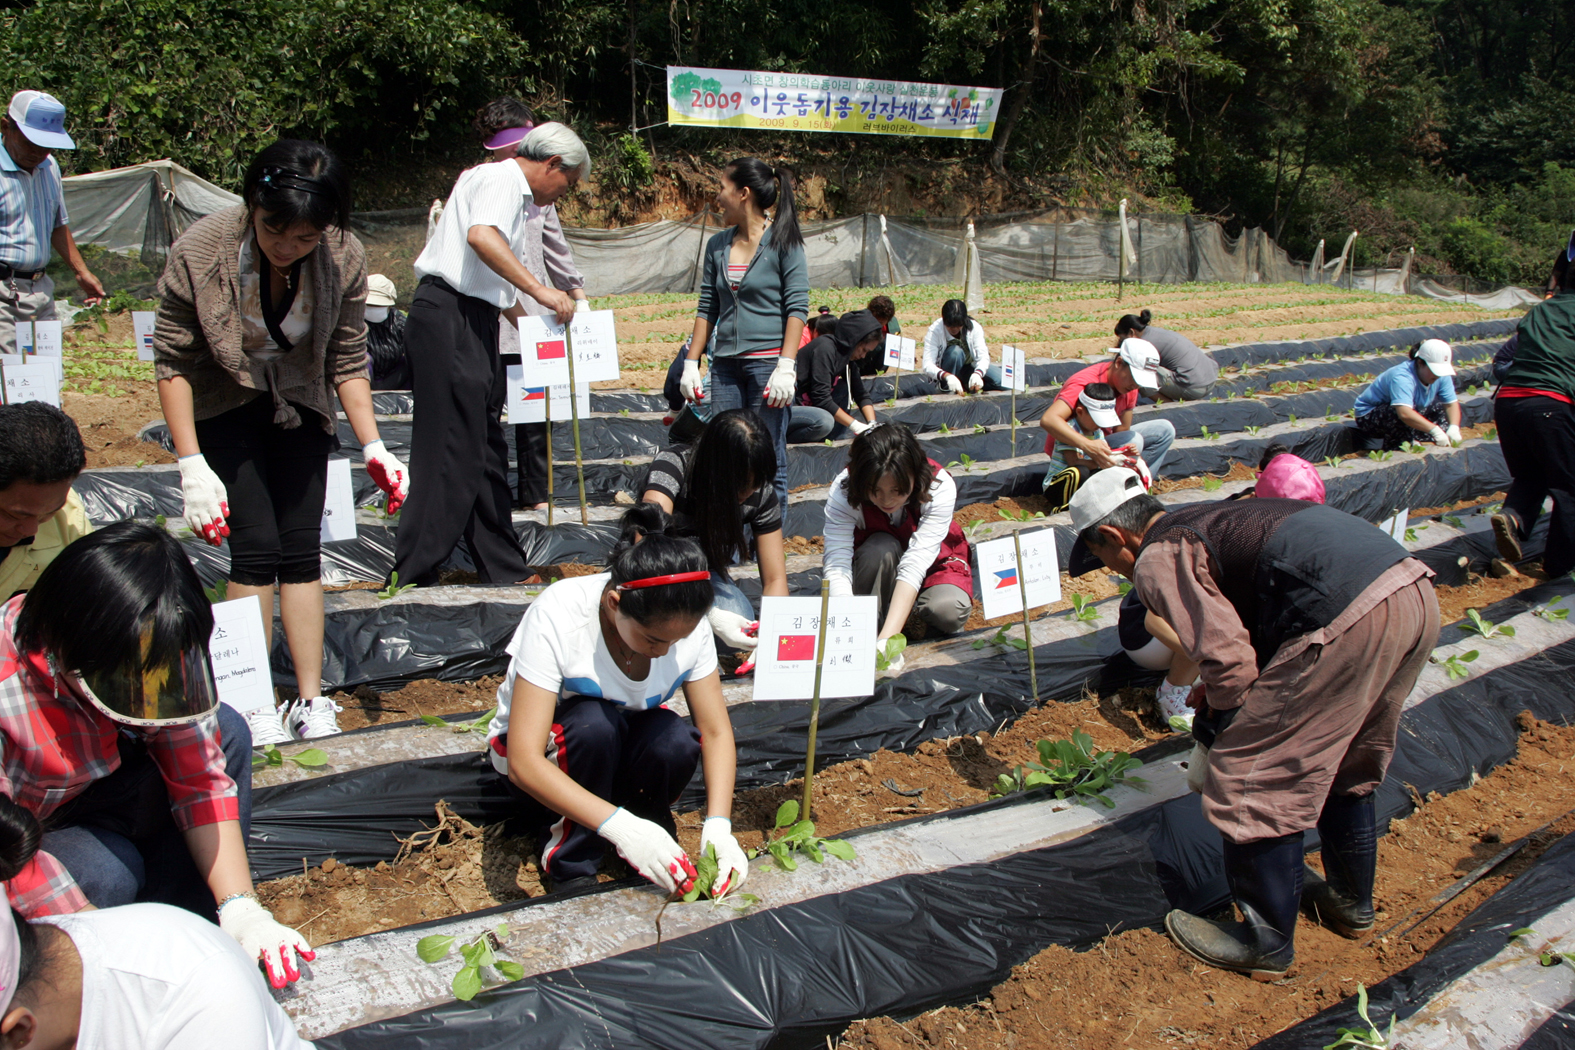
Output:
top-left (195, 396), bottom-right (334, 586)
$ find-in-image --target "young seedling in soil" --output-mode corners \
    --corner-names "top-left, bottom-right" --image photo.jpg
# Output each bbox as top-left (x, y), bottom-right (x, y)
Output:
top-left (990, 729), bottom-right (1144, 807)
top-left (1403, 526), bottom-right (1422, 542)
top-left (874, 634), bottom-right (907, 672)
top-left (974, 623), bottom-right (1029, 651)
top-left (1116, 579), bottom-right (1133, 596)
top-left (1537, 598), bottom-right (1570, 622)
top-left (377, 571), bottom-right (417, 601)
top-left (252, 745), bottom-right (328, 771)
top-left (1323, 983), bottom-right (1394, 1049)
top-left (749, 800), bottom-right (856, 871)
top-left (1442, 513), bottom-right (1465, 529)
top-left (1201, 476), bottom-right (1224, 492)
top-left (204, 579), bottom-right (228, 603)
top-left (1482, 425), bottom-right (1497, 441)
top-left (1325, 456), bottom-right (1344, 469)
top-left (998, 508), bottom-right (1045, 522)
top-left (1400, 441), bottom-right (1427, 455)
top-left (1463, 608), bottom-right (1515, 639)
top-left (1244, 424), bottom-right (1261, 435)
top-left (973, 423), bottom-right (987, 434)
top-left (1066, 593), bottom-right (1100, 625)
top-left (420, 707), bottom-right (497, 734)
top-left (1368, 450), bottom-right (1394, 462)
top-left (937, 423), bottom-right (952, 435)
top-left (416, 923), bottom-right (524, 1001)
top-left (1433, 649), bottom-right (1479, 680)
top-left (1289, 413), bottom-right (1299, 425)
top-left (1199, 425), bottom-right (1219, 440)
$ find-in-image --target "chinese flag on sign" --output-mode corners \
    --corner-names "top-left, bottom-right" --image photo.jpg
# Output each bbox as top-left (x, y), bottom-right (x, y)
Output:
top-left (994, 567), bottom-right (1019, 590)
top-left (535, 339), bottom-right (566, 360)
top-left (777, 635), bottom-right (817, 661)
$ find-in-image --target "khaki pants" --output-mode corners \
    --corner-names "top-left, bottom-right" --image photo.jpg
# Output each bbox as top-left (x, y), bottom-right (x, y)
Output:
top-left (1202, 578), bottom-right (1440, 843)
top-left (0, 273), bottom-right (57, 355)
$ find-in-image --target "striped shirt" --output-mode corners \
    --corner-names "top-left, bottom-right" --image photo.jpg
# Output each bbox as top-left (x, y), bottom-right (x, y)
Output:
top-left (0, 143), bottom-right (67, 271)
top-left (415, 159), bottom-right (534, 309)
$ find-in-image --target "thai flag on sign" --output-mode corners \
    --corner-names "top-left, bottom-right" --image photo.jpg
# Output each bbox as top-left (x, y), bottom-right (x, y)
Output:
top-left (140, 333), bottom-right (154, 354)
top-left (777, 635), bottom-right (817, 661)
top-left (994, 567), bottom-right (1019, 590)
top-left (523, 387), bottom-right (546, 402)
top-left (535, 339), bottom-right (566, 360)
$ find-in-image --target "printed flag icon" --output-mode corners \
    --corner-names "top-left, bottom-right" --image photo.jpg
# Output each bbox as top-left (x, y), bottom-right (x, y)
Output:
top-left (535, 339), bottom-right (566, 360)
top-left (523, 388), bottom-right (546, 402)
top-left (777, 635), bottom-right (817, 661)
top-left (994, 567), bottom-right (1019, 590)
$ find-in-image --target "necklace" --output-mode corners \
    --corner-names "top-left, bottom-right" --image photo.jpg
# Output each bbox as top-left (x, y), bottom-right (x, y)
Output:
top-left (600, 606), bottom-right (640, 672)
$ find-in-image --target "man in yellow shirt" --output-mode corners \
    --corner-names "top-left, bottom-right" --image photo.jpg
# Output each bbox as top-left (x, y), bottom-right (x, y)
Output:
top-left (0, 402), bottom-right (88, 599)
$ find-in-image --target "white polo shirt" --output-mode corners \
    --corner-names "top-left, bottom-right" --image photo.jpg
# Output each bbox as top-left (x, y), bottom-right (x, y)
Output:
top-left (414, 159), bottom-right (533, 309)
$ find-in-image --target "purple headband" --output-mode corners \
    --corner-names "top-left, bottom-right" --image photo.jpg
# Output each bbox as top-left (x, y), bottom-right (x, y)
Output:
top-left (484, 125), bottom-right (533, 151)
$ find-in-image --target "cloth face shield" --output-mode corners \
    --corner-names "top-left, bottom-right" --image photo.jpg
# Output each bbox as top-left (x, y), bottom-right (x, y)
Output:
top-left (69, 641), bottom-right (221, 727)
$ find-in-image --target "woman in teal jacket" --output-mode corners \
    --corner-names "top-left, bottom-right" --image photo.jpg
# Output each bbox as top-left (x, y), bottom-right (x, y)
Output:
top-left (679, 158), bottom-right (808, 509)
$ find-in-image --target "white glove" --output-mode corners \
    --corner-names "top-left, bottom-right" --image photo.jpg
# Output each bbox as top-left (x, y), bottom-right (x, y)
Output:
top-left (680, 359), bottom-right (705, 403)
top-left (967, 372), bottom-right (984, 393)
top-left (219, 896), bottom-right (315, 989)
top-left (941, 373), bottom-right (964, 395)
top-left (827, 575), bottom-right (854, 599)
top-left (598, 807), bottom-right (696, 894)
top-left (1446, 424), bottom-right (1462, 446)
top-left (708, 607), bottom-right (759, 650)
top-left (177, 453), bottom-right (230, 547)
top-left (848, 418), bottom-right (873, 436)
top-left (764, 356), bottom-right (798, 408)
top-left (700, 816), bottom-right (751, 897)
top-left (361, 439), bottom-right (409, 514)
top-left (574, 298), bottom-right (591, 314)
top-left (1427, 426), bottom-right (1449, 446)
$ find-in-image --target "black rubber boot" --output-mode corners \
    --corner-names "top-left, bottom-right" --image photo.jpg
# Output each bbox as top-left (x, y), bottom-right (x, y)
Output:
top-left (1303, 791), bottom-right (1377, 938)
top-left (1165, 832), bottom-right (1303, 980)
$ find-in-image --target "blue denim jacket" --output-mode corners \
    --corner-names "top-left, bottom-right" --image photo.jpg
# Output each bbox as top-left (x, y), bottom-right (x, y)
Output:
top-left (695, 224), bottom-right (809, 358)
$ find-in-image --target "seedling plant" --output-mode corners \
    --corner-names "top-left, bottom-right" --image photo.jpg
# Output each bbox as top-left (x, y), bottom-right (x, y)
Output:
top-left (1434, 649), bottom-right (1479, 680)
top-left (1067, 593), bottom-right (1100, 624)
top-left (377, 571), bottom-right (417, 600)
top-left (1399, 441), bottom-right (1427, 455)
top-left (998, 507), bottom-right (1045, 522)
top-left (1463, 608), bottom-right (1515, 639)
top-left (421, 707), bottom-right (497, 734)
top-left (1324, 456), bottom-right (1344, 469)
top-left (974, 623), bottom-right (1028, 651)
top-left (750, 800), bottom-right (856, 871)
top-left (1367, 450), bottom-right (1394, 462)
top-left (1537, 598), bottom-right (1570, 621)
top-left (417, 923), bottom-right (524, 1001)
top-left (1201, 476), bottom-right (1223, 491)
top-left (990, 729), bottom-right (1144, 807)
top-left (252, 745), bottom-right (328, 771)
top-left (875, 634), bottom-right (907, 672)
top-left (1323, 983), bottom-right (1393, 1049)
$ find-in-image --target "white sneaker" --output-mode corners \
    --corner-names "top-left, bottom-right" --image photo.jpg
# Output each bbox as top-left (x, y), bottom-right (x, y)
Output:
top-left (1156, 680), bottom-right (1194, 731)
top-left (286, 696), bottom-right (343, 740)
top-left (246, 705), bottom-right (292, 747)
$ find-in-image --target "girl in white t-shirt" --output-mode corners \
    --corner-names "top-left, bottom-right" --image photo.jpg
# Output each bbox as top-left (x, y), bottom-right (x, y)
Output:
top-left (0, 794), bottom-right (312, 1050)
top-left (487, 506), bottom-right (749, 896)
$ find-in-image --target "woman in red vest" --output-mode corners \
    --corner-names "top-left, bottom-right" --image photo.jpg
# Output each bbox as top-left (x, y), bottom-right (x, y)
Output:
top-left (822, 426), bottom-right (972, 670)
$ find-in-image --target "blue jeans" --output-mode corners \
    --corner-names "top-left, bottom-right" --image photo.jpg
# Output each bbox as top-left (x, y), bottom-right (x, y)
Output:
top-left (787, 405), bottom-right (849, 444)
top-left (41, 702), bottom-right (254, 919)
top-left (710, 573), bottom-right (757, 620)
top-left (1130, 418), bottom-right (1175, 475)
top-left (937, 345), bottom-right (1004, 392)
top-left (709, 356), bottom-right (790, 510)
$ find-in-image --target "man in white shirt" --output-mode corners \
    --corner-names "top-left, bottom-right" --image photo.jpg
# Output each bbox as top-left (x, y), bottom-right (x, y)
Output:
top-left (391, 122), bottom-right (591, 587)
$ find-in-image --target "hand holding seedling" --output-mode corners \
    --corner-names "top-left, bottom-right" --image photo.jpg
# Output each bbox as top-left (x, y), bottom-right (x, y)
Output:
top-left (699, 816), bottom-right (750, 897)
top-left (599, 807), bottom-right (697, 894)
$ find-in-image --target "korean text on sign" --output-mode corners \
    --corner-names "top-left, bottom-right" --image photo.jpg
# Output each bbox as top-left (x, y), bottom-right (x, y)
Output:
top-left (975, 529), bottom-right (1063, 621)
top-left (752, 595), bottom-right (879, 701)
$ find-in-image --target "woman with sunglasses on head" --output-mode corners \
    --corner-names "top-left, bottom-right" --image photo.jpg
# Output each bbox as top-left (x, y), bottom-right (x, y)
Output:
top-left (154, 139), bottom-right (408, 747)
top-left (485, 505), bottom-right (748, 897)
top-left (0, 521), bottom-right (313, 991)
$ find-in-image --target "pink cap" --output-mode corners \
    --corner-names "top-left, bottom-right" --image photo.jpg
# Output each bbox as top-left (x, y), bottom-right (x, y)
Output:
top-left (1256, 454), bottom-right (1325, 503)
top-left (483, 125), bottom-right (533, 151)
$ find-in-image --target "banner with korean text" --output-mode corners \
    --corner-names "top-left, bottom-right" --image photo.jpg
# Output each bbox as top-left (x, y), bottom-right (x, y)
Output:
top-left (667, 66), bottom-right (1001, 139)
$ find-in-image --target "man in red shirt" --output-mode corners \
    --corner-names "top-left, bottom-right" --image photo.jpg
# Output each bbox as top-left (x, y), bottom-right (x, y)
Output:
top-left (1039, 338), bottom-right (1175, 484)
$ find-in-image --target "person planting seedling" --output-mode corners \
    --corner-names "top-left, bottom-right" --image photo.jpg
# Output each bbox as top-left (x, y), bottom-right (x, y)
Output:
top-left (1066, 468), bottom-right (1439, 980)
top-left (922, 298), bottom-right (999, 394)
top-left (1041, 381), bottom-right (1151, 513)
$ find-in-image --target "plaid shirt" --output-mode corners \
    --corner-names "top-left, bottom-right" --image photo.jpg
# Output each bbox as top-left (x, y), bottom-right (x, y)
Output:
top-left (0, 597), bottom-right (238, 916)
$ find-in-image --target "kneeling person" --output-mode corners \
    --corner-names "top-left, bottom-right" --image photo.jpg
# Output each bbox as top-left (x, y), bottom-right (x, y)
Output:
top-left (788, 308), bottom-right (882, 443)
top-left (1042, 382), bottom-right (1147, 512)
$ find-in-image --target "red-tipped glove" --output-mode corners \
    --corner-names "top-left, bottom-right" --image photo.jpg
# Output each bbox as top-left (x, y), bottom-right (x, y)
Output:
top-left (219, 896), bottom-right (315, 989)
top-left (361, 439), bottom-right (409, 515)
top-left (598, 807), bottom-right (696, 894)
top-left (700, 816), bottom-right (751, 897)
top-left (177, 454), bottom-right (230, 547)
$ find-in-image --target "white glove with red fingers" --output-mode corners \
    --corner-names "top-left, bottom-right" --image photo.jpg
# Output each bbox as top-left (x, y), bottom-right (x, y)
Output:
top-left (708, 607), bottom-right (759, 650)
top-left (940, 372), bottom-right (964, 395)
top-left (177, 454), bottom-right (229, 547)
top-left (361, 439), bottom-right (409, 515)
top-left (219, 895), bottom-right (315, 989)
top-left (599, 807), bottom-right (696, 894)
top-left (967, 372), bottom-right (984, 393)
top-left (764, 357), bottom-right (798, 408)
top-left (700, 816), bottom-right (750, 897)
top-left (680, 359), bottom-right (705, 403)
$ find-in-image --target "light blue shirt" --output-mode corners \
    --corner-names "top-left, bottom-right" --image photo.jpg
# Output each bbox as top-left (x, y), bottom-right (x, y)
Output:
top-left (1354, 361), bottom-right (1457, 418)
top-left (0, 142), bottom-right (67, 271)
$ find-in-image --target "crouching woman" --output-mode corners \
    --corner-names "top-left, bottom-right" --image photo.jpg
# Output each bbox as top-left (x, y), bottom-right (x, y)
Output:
top-left (486, 506), bottom-right (749, 896)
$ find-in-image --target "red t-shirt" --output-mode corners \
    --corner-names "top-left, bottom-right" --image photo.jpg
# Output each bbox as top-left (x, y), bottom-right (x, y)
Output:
top-left (1044, 361), bottom-right (1138, 457)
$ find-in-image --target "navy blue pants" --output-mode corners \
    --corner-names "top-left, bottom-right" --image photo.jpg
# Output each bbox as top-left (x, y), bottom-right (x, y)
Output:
top-left (509, 698), bottom-right (701, 883)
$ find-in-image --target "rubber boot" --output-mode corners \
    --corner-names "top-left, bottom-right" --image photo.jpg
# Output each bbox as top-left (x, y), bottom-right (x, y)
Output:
top-left (1303, 792), bottom-right (1377, 938)
top-left (1165, 832), bottom-right (1303, 980)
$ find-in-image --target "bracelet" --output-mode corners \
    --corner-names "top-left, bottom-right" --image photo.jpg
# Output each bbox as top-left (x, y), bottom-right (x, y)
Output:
top-left (217, 891), bottom-right (258, 913)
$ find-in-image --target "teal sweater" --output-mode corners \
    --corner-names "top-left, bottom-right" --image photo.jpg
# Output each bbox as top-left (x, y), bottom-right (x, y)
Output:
top-left (695, 225), bottom-right (809, 358)
top-left (1507, 291), bottom-right (1575, 400)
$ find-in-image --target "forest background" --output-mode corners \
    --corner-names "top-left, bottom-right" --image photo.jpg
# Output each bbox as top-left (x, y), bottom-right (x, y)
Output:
top-left (1, 0), bottom-right (1569, 286)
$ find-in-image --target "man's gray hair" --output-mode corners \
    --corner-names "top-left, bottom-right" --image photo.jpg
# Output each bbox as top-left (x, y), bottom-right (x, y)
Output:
top-left (1077, 493), bottom-right (1165, 551)
top-left (517, 121), bottom-right (592, 178)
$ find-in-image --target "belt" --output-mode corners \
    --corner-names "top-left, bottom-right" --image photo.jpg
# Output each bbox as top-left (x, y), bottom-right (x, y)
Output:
top-left (0, 264), bottom-right (46, 281)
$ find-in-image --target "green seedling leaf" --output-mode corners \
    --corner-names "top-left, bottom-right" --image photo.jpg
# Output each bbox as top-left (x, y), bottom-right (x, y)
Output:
top-left (1509, 927), bottom-right (1536, 938)
top-left (1201, 476), bottom-right (1223, 492)
top-left (452, 965), bottom-right (483, 1001)
top-left (203, 579), bottom-right (228, 603)
top-left (417, 935), bottom-right (456, 962)
top-left (290, 748), bottom-right (329, 768)
top-left (875, 633), bottom-right (908, 671)
top-left (821, 838), bottom-right (857, 862)
top-left (1324, 456), bottom-right (1343, 469)
top-left (495, 922), bottom-right (510, 941)
top-left (1117, 579), bottom-right (1133, 596)
top-left (420, 714), bottom-right (447, 726)
top-left (377, 571), bottom-right (417, 601)
top-left (1403, 527), bottom-right (1418, 542)
top-left (774, 799), bottom-right (800, 828)
top-left (495, 960), bottom-right (525, 980)
top-left (459, 707), bottom-right (497, 733)
top-left (1168, 714), bottom-right (1192, 733)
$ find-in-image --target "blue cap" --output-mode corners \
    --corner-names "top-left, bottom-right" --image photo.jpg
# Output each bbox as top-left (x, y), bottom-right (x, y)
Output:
top-left (7, 91), bottom-right (74, 150)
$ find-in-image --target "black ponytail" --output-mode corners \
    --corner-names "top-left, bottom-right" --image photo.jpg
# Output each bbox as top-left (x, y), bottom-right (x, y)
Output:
top-left (0, 795), bottom-right (43, 997)
top-left (682, 409), bottom-right (777, 578)
top-left (607, 505), bottom-right (714, 626)
top-left (941, 299), bottom-right (972, 333)
top-left (724, 157), bottom-right (803, 256)
top-left (1114, 309), bottom-right (1152, 338)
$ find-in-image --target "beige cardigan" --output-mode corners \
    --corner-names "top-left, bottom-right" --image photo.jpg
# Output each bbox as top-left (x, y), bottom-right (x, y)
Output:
top-left (153, 206), bottom-right (369, 433)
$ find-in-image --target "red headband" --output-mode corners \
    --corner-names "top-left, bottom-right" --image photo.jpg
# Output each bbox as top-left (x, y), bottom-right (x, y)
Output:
top-left (614, 570), bottom-right (710, 592)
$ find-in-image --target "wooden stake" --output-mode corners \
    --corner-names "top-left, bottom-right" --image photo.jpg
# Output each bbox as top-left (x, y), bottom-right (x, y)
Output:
top-left (1012, 530), bottom-right (1039, 701)
top-left (1008, 346), bottom-right (1018, 459)
top-left (563, 320), bottom-right (590, 525)
top-left (544, 391), bottom-right (554, 528)
top-left (802, 578), bottom-right (832, 820)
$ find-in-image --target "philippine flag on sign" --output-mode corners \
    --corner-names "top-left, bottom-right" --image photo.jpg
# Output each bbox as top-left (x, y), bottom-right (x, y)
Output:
top-left (535, 339), bottom-right (567, 360)
top-left (994, 567), bottom-right (1019, 590)
top-left (777, 635), bottom-right (817, 661)
top-left (523, 387), bottom-right (546, 402)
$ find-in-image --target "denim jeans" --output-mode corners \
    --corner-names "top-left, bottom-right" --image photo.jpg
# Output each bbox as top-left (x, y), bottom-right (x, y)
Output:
top-left (40, 702), bottom-right (254, 919)
top-left (1129, 418), bottom-right (1175, 475)
top-left (937, 345), bottom-right (1004, 392)
top-left (708, 356), bottom-right (790, 510)
top-left (787, 405), bottom-right (849, 444)
top-left (710, 572), bottom-right (757, 620)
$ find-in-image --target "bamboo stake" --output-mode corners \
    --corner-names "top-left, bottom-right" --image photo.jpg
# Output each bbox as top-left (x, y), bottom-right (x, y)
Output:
top-left (801, 579), bottom-right (832, 820)
top-left (1012, 530), bottom-right (1039, 701)
top-left (1008, 345), bottom-right (1018, 459)
top-left (544, 391), bottom-right (554, 527)
top-left (563, 320), bottom-right (590, 525)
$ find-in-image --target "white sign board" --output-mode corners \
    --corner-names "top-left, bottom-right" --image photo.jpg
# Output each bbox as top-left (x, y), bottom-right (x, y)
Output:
top-left (2, 362), bottom-right (60, 406)
top-left (883, 334), bottom-right (916, 371)
top-left (132, 311), bottom-right (157, 361)
top-left (504, 368), bottom-right (591, 424)
top-left (752, 595), bottom-right (879, 701)
top-left (1377, 509), bottom-right (1409, 542)
top-left (13, 322), bottom-right (31, 355)
top-left (516, 310), bottom-right (621, 384)
top-left (975, 529), bottom-right (1063, 621)
top-left (208, 597), bottom-right (276, 715)
top-left (31, 319), bottom-right (62, 358)
top-left (319, 458), bottom-right (358, 543)
top-left (1000, 345), bottom-right (1028, 393)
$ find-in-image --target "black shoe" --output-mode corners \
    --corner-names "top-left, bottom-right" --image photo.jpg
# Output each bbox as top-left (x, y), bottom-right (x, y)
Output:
top-left (1491, 512), bottom-right (1524, 563)
top-left (1166, 832), bottom-right (1303, 980)
top-left (1303, 792), bottom-right (1377, 938)
top-left (543, 874), bottom-right (599, 895)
